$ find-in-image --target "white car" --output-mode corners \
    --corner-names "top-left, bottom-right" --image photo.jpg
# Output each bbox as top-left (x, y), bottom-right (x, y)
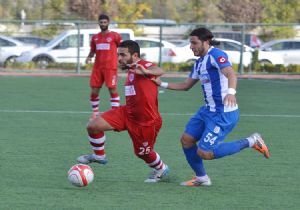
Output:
top-left (0, 35), bottom-right (35, 66)
top-left (260, 39), bottom-right (300, 65)
top-left (135, 37), bottom-right (176, 63)
top-left (16, 28), bottom-right (135, 68)
top-left (170, 38), bottom-right (284, 66)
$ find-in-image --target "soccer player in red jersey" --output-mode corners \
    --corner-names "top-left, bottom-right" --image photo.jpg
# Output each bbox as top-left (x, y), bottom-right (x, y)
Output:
top-left (86, 14), bottom-right (122, 119)
top-left (77, 40), bottom-right (169, 183)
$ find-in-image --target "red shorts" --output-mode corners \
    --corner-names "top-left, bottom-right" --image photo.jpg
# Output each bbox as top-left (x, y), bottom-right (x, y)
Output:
top-left (90, 68), bottom-right (118, 88)
top-left (101, 106), bottom-right (162, 155)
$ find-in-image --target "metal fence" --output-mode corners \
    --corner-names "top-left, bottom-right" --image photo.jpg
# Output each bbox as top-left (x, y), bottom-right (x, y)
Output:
top-left (0, 19), bottom-right (299, 74)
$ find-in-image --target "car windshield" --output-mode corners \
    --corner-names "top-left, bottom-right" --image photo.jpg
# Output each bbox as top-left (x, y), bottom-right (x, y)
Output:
top-left (45, 32), bottom-right (68, 47)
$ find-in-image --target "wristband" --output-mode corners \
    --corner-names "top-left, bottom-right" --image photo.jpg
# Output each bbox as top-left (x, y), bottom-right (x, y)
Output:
top-left (227, 88), bottom-right (236, 95)
top-left (160, 82), bottom-right (169, 88)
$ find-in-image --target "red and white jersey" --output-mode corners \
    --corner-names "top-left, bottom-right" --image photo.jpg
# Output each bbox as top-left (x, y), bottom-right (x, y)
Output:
top-left (124, 60), bottom-right (162, 126)
top-left (90, 31), bottom-right (122, 69)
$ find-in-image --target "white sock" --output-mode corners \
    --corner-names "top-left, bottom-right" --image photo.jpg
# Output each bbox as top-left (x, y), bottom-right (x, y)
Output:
top-left (196, 175), bottom-right (209, 181)
top-left (247, 137), bottom-right (256, 147)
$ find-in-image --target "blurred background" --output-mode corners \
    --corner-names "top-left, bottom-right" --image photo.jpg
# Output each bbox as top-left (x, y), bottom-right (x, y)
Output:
top-left (0, 0), bottom-right (299, 74)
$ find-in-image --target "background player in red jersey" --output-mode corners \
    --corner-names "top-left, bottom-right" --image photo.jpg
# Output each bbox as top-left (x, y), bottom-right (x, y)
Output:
top-left (86, 14), bottom-right (122, 119)
top-left (77, 40), bottom-right (169, 183)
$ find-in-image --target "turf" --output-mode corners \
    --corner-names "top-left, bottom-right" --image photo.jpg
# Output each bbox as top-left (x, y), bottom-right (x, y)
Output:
top-left (0, 76), bottom-right (299, 210)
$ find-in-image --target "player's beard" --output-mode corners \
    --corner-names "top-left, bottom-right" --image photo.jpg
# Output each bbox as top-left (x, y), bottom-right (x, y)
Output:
top-left (100, 25), bottom-right (108, 32)
top-left (120, 57), bottom-right (134, 70)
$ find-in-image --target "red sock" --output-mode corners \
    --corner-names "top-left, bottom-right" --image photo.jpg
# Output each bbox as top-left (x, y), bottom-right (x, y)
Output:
top-left (90, 93), bottom-right (99, 114)
top-left (88, 132), bottom-right (105, 157)
top-left (110, 92), bottom-right (120, 109)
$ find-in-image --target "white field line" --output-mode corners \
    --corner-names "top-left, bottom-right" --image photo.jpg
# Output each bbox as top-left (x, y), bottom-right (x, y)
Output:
top-left (0, 109), bottom-right (299, 118)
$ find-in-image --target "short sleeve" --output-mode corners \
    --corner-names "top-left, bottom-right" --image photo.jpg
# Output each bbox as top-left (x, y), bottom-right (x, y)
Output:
top-left (209, 48), bottom-right (231, 70)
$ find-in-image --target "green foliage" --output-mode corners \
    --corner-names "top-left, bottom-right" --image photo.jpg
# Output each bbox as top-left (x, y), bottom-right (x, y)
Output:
top-left (161, 62), bottom-right (194, 72)
top-left (6, 62), bottom-right (37, 69)
top-left (31, 25), bottom-right (61, 39)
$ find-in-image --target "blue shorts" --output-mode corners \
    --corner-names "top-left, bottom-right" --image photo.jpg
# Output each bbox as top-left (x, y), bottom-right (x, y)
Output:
top-left (184, 106), bottom-right (239, 151)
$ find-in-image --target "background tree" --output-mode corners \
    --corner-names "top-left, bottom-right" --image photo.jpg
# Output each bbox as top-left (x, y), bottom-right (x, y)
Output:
top-left (217, 0), bottom-right (262, 24)
top-left (259, 0), bottom-right (299, 39)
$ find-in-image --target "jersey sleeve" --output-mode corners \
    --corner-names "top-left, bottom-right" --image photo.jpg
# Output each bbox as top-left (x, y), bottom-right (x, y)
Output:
top-left (209, 48), bottom-right (232, 70)
top-left (90, 35), bottom-right (96, 53)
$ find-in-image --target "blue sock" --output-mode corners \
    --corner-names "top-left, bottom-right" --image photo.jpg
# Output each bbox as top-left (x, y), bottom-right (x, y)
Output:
top-left (183, 145), bottom-right (206, 177)
top-left (213, 139), bottom-right (249, 159)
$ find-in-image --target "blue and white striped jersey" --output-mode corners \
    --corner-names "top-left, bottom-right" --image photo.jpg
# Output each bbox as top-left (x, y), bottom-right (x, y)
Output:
top-left (189, 47), bottom-right (238, 113)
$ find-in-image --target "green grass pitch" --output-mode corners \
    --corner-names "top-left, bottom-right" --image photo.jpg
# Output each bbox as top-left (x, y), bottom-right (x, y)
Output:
top-left (0, 76), bottom-right (300, 210)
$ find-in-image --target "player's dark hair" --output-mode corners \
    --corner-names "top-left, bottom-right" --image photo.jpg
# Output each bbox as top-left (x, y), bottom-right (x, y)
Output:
top-left (190, 27), bottom-right (220, 46)
top-left (98, 14), bottom-right (109, 21)
top-left (119, 40), bottom-right (140, 57)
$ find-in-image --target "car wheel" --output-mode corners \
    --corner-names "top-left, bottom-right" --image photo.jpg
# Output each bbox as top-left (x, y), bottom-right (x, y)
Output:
top-left (35, 56), bottom-right (52, 69)
top-left (4, 56), bottom-right (17, 67)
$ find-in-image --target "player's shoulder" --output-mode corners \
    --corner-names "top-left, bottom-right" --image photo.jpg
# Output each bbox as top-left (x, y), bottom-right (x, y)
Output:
top-left (209, 47), bottom-right (227, 56)
top-left (138, 59), bottom-right (156, 68)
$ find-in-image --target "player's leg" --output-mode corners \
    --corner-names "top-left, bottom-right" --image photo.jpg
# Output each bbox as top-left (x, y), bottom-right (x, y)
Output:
top-left (128, 120), bottom-right (169, 183)
top-left (180, 109), bottom-right (211, 186)
top-left (89, 68), bottom-right (103, 118)
top-left (77, 107), bottom-right (126, 164)
top-left (197, 110), bottom-right (270, 160)
top-left (105, 69), bottom-right (120, 109)
top-left (90, 87), bottom-right (100, 119)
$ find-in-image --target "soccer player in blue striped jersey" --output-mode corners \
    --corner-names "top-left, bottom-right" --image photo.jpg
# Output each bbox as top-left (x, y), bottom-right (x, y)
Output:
top-left (153, 28), bottom-right (270, 186)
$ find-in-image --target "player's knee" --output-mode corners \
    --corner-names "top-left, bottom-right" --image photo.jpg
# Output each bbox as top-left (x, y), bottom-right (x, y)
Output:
top-left (197, 148), bottom-right (214, 160)
top-left (180, 134), bottom-right (196, 148)
top-left (87, 120), bottom-right (101, 133)
top-left (135, 152), bottom-right (148, 161)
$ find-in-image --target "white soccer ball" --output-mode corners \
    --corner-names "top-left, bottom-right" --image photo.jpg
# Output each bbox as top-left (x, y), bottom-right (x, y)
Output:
top-left (67, 164), bottom-right (94, 187)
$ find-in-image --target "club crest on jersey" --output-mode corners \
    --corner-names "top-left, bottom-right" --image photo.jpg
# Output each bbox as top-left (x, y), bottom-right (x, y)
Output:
top-left (129, 73), bottom-right (134, 82)
top-left (106, 37), bottom-right (112, 42)
top-left (142, 142), bottom-right (148, 147)
top-left (217, 56), bottom-right (227, 63)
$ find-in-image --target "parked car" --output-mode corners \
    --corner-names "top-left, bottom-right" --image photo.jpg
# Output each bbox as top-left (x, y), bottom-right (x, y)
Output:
top-left (13, 36), bottom-right (50, 47)
top-left (212, 31), bottom-right (263, 48)
top-left (170, 38), bottom-right (284, 66)
top-left (0, 35), bottom-right (35, 67)
top-left (260, 39), bottom-right (300, 65)
top-left (135, 37), bottom-right (176, 63)
top-left (16, 28), bottom-right (135, 68)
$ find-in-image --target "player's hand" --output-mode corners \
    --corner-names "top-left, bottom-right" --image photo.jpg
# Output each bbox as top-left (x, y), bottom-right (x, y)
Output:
top-left (151, 77), bottom-right (162, 86)
top-left (223, 94), bottom-right (237, 107)
top-left (85, 57), bottom-right (92, 64)
top-left (128, 64), bottom-right (149, 75)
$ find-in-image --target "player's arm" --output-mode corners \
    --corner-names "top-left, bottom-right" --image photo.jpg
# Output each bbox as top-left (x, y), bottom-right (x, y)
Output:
top-left (221, 66), bottom-right (237, 107)
top-left (152, 77), bottom-right (198, 91)
top-left (86, 38), bottom-right (96, 64)
top-left (129, 64), bottom-right (164, 76)
top-left (86, 51), bottom-right (95, 64)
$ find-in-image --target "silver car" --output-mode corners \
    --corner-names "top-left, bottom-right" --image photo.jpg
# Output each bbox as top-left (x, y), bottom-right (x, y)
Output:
top-left (260, 39), bottom-right (300, 65)
top-left (0, 35), bottom-right (35, 67)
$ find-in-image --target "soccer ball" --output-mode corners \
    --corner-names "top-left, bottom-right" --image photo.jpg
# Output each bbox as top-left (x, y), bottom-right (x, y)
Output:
top-left (67, 164), bottom-right (94, 187)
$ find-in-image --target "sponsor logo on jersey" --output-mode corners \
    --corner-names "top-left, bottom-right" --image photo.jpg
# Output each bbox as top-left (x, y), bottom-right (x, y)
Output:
top-left (145, 62), bottom-right (152, 67)
top-left (217, 56), bottom-right (227, 63)
top-left (125, 85), bottom-right (136, 96)
top-left (200, 74), bottom-right (210, 84)
top-left (142, 142), bottom-right (148, 147)
top-left (96, 43), bottom-right (110, 50)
